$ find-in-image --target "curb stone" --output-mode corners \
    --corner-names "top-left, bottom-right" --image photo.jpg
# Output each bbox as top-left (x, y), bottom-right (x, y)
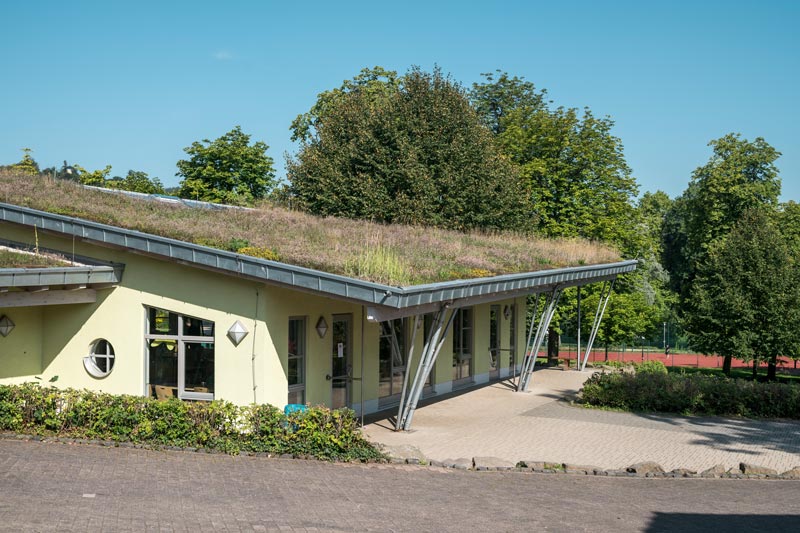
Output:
top-left (3, 432), bottom-right (799, 479)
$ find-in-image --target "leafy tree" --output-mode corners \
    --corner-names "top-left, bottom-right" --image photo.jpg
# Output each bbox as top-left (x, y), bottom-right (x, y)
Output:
top-left (471, 70), bottom-right (547, 135)
top-left (777, 201), bottom-right (800, 253)
top-left (471, 72), bottom-right (639, 244)
top-left (685, 209), bottom-right (800, 380)
top-left (663, 134), bottom-right (782, 373)
top-left (177, 126), bottom-right (276, 206)
top-left (74, 164), bottom-right (113, 186)
top-left (638, 191), bottom-right (672, 257)
top-left (288, 66), bottom-right (531, 231)
top-left (473, 72), bottom-right (654, 358)
top-left (107, 170), bottom-right (165, 194)
top-left (11, 148), bottom-right (40, 175)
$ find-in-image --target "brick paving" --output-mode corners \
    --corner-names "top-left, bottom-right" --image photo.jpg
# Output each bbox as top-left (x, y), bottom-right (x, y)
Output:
top-left (2, 439), bottom-right (800, 532)
top-left (363, 368), bottom-right (800, 472)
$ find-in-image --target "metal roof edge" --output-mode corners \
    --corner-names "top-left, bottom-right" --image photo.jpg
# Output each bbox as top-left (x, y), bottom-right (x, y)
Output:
top-left (0, 265), bottom-right (122, 288)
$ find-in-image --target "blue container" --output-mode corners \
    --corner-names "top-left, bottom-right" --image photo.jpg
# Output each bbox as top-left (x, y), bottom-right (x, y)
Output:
top-left (284, 404), bottom-right (308, 416)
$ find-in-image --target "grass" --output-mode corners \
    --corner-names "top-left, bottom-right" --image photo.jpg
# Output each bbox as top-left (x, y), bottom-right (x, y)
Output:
top-left (0, 248), bottom-right (72, 268)
top-left (0, 171), bottom-right (622, 285)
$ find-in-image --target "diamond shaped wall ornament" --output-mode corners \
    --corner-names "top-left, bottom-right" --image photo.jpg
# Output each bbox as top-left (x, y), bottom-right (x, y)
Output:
top-left (0, 315), bottom-right (14, 337)
top-left (316, 316), bottom-right (328, 338)
top-left (227, 320), bottom-right (249, 346)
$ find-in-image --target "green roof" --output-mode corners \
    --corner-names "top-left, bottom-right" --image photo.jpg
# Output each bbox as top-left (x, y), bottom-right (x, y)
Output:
top-left (0, 171), bottom-right (622, 285)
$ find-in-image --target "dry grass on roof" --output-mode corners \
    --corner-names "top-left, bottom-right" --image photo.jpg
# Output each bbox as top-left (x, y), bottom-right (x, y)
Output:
top-left (0, 172), bottom-right (621, 285)
top-left (0, 247), bottom-right (73, 268)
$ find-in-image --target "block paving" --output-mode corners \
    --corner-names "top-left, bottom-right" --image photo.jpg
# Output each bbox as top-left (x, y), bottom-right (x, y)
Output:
top-left (363, 368), bottom-right (800, 473)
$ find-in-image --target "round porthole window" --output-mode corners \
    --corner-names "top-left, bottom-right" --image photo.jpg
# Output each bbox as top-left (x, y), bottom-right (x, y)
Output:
top-left (83, 339), bottom-right (115, 378)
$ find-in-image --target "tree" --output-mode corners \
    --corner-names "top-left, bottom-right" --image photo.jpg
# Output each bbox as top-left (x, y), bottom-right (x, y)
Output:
top-left (471, 72), bottom-right (639, 244)
top-left (11, 148), bottom-right (40, 175)
top-left (74, 164), bottom-right (113, 187)
top-left (473, 72), bottom-right (651, 358)
top-left (177, 126), bottom-right (276, 206)
top-left (288, 66), bottom-right (531, 231)
top-left (107, 170), bottom-right (165, 194)
top-left (470, 70), bottom-right (547, 135)
top-left (686, 210), bottom-right (800, 380)
top-left (663, 134), bottom-right (782, 373)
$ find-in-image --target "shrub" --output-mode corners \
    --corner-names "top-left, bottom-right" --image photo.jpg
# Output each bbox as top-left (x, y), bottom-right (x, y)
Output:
top-left (237, 246), bottom-right (280, 261)
top-left (634, 360), bottom-right (668, 375)
top-left (579, 371), bottom-right (800, 418)
top-left (0, 385), bottom-right (384, 461)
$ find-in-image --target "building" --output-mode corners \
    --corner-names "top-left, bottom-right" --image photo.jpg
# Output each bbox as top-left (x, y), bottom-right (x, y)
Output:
top-left (0, 196), bottom-right (635, 430)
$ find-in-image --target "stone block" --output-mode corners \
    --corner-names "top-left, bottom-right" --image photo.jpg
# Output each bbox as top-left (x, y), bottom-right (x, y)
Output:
top-left (382, 444), bottom-right (426, 465)
top-left (626, 461), bottom-right (665, 475)
top-left (739, 463), bottom-right (778, 476)
top-left (474, 456), bottom-right (516, 471)
top-left (700, 464), bottom-right (727, 477)
top-left (780, 467), bottom-right (800, 479)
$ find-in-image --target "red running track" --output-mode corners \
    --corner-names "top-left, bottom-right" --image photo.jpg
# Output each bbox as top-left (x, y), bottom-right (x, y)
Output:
top-left (539, 349), bottom-right (799, 371)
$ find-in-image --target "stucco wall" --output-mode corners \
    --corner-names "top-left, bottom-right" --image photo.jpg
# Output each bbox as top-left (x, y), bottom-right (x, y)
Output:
top-left (0, 305), bottom-right (43, 381)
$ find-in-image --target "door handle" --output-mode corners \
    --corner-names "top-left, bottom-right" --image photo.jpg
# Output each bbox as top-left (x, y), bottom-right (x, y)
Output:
top-left (325, 374), bottom-right (332, 381)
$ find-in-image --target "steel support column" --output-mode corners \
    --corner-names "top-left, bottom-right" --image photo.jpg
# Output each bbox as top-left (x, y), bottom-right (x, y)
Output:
top-left (395, 314), bottom-right (421, 431)
top-left (517, 288), bottom-right (562, 392)
top-left (396, 306), bottom-right (456, 431)
top-left (579, 279), bottom-right (615, 371)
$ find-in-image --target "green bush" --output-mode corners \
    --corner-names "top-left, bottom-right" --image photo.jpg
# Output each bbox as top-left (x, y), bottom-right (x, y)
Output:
top-left (0, 385), bottom-right (384, 461)
top-left (634, 360), bottom-right (668, 375)
top-left (579, 371), bottom-right (800, 418)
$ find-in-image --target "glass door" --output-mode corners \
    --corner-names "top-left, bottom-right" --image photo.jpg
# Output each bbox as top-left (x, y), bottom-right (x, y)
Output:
top-left (489, 305), bottom-right (500, 379)
top-left (330, 314), bottom-right (352, 409)
top-left (452, 308), bottom-right (473, 386)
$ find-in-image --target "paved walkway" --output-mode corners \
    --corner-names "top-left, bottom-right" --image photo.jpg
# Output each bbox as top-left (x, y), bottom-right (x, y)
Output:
top-left (363, 368), bottom-right (800, 472)
top-left (2, 439), bottom-right (800, 532)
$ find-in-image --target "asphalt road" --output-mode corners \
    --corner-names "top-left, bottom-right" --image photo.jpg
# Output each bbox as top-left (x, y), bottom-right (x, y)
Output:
top-left (1, 439), bottom-right (798, 532)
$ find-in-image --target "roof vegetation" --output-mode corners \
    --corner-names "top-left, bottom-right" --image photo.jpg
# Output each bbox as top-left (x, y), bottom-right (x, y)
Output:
top-left (0, 171), bottom-right (620, 285)
top-left (0, 247), bottom-right (72, 269)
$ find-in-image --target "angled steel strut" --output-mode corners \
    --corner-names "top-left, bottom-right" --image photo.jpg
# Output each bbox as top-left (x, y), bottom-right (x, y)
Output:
top-left (517, 288), bottom-right (562, 392)
top-left (396, 305), bottom-right (456, 431)
top-left (579, 279), bottom-right (615, 372)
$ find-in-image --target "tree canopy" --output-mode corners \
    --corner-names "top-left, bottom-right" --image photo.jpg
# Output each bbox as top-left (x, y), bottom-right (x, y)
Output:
top-left (662, 134), bottom-right (782, 302)
top-left (685, 209), bottom-right (800, 379)
top-left (9, 148), bottom-right (40, 175)
top-left (177, 126), bottom-right (276, 206)
top-left (471, 72), bottom-right (639, 246)
top-left (288, 66), bottom-right (531, 231)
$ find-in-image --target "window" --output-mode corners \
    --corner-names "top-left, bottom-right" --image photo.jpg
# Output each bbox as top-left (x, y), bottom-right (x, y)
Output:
top-left (452, 307), bottom-right (473, 383)
top-left (509, 303), bottom-right (517, 371)
top-left (379, 319), bottom-right (406, 399)
top-left (145, 306), bottom-right (215, 401)
top-left (83, 339), bottom-right (115, 378)
top-left (288, 317), bottom-right (306, 405)
top-left (421, 314), bottom-right (436, 387)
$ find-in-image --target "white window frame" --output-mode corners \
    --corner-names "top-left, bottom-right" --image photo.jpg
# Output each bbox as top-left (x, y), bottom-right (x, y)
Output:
top-left (83, 339), bottom-right (115, 378)
top-left (288, 316), bottom-right (306, 405)
top-left (144, 306), bottom-right (215, 401)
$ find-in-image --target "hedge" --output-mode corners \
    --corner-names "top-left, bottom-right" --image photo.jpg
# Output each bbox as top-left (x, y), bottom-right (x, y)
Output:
top-left (0, 384), bottom-right (384, 461)
top-left (579, 370), bottom-right (800, 418)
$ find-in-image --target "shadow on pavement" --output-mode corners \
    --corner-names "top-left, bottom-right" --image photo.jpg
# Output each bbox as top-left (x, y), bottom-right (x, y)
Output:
top-left (634, 412), bottom-right (800, 456)
top-left (645, 513), bottom-right (800, 532)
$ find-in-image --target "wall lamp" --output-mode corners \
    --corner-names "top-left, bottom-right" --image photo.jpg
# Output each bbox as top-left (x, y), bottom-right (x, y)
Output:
top-left (315, 316), bottom-right (328, 338)
top-left (0, 315), bottom-right (14, 337)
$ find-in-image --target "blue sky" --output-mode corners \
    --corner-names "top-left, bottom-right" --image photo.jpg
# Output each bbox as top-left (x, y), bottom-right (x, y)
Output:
top-left (1, 0), bottom-right (797, 201)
